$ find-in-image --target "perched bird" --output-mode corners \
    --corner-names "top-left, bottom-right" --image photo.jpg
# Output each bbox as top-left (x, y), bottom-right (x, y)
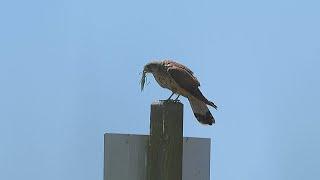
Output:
top-left (141, 60), bottom-right (217, 125)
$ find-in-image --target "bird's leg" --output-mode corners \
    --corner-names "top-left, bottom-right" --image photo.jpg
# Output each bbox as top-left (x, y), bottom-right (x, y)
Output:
top-left (166, 92), bottom-right (175, 100)
top-left (174, 94), bottom-right (180, 101)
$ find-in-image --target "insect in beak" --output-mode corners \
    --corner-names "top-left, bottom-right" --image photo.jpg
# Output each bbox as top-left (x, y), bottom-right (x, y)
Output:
top-left (140, 70), bottom-right (147, 91)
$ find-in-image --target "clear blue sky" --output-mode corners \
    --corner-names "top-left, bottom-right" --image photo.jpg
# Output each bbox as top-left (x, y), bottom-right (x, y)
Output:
top-left (1, 0), bottom-right (320, 180)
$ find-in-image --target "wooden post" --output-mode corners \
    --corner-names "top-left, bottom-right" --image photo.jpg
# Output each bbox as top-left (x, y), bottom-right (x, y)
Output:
top-left (147, 100), bottom-right (183, 180)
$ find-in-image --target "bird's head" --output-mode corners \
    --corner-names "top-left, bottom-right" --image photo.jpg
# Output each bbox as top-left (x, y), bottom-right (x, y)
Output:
top-left (143, 61), bottom-right (160, 73)
top-left (140, 61), bottom-right (161, 91)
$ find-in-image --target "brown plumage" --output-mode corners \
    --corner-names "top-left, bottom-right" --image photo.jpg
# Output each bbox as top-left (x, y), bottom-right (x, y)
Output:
top-left (141, 60), bottom-right (217, 125)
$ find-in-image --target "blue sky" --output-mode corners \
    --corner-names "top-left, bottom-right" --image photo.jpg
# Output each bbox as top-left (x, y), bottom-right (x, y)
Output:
top-left (1, 0), bottom-right (320, 180)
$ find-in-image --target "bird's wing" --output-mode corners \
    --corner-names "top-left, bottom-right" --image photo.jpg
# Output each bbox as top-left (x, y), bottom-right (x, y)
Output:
top-left (164, 60), bottom-right (194, 74)
top-left (163, 60), bottom-right (200, 86)
top-left (167, 66), bottom-right (200, 90)
top-left (167, 65), bottom-right (217, 108)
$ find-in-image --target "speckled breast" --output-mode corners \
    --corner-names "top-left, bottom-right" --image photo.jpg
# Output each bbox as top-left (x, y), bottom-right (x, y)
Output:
top-left (152, 69), bottom-right (190, 97)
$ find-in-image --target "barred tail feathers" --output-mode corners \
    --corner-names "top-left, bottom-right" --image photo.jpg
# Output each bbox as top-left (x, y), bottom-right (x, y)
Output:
top-left (188, 97), bottom-right (215, 125)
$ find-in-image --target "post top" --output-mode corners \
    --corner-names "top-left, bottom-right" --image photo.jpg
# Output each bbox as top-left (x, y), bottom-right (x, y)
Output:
top-left (152, 100), bottom-right (183, 106)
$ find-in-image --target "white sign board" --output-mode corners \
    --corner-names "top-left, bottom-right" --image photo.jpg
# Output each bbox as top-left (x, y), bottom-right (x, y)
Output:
top-left (104, 133), bottom-right (210, 180)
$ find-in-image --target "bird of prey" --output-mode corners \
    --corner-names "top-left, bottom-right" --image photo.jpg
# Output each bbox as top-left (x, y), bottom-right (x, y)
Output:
top-left (141, 60), bottom-right (217, 125)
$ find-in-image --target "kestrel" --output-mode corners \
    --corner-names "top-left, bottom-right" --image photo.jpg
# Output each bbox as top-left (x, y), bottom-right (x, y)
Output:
top-left (141, 60), bottom-right (217, 125)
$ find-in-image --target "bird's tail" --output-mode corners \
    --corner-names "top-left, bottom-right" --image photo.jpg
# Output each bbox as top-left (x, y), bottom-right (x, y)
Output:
top-left (188, 96), bottom-right (215, 125)
top-left (191, 88), bottom-right (218, 110)
top-left (208, 100), bottom-right (218, 110)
